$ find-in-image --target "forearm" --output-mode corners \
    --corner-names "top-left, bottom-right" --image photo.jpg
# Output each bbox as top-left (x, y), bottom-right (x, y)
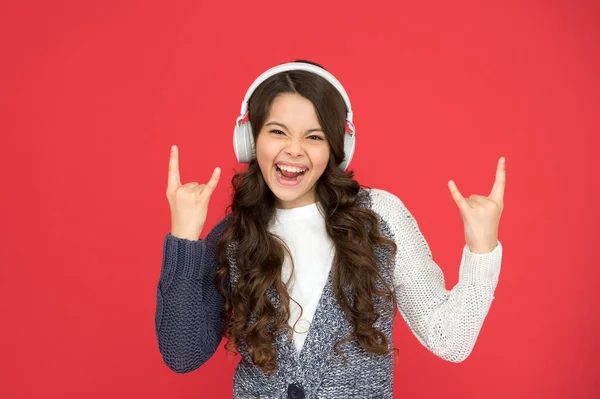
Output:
top-left (155, 232), bottom-right (227, 373)
top-left (401, 241), bottom-right (502, 363)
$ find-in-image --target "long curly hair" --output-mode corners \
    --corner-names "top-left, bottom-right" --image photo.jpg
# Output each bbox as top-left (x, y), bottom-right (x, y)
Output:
top-left (214, 60), bottom-right (398, 374)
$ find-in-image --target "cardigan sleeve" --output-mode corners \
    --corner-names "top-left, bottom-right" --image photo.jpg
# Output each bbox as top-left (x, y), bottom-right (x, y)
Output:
top-left (369, 188), bottom-right (502, 363)
top-left (155, 216), bottom-right (230, 373)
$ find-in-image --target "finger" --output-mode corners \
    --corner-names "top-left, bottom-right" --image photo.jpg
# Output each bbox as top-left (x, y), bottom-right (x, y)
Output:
top-left (448, 180), bottom-right (469, 212)
top-left (167, 145), bottom-right (181, 190)
top-left (489, 157), bottom-right (506, 202)
top-left (202, 167), bottom-right (221, 198)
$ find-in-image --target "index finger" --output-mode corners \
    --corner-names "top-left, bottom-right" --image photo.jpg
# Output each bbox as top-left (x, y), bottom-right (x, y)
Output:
top-left (489, 157), bottom-right (506, 202)
top-left (167, 145), bottom-right (181, 190)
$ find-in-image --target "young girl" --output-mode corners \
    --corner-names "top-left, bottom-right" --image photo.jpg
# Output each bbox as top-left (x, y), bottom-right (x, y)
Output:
top-left (156, 60), bottom-right (504, 399)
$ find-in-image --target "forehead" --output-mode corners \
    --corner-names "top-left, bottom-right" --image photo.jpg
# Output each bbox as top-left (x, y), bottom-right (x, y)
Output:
top-left (266, 93), bottom-right (321, 127)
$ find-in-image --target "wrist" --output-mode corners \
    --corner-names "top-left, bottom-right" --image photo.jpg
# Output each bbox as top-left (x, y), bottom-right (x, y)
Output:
top-left (170, 231), bottom-right (200, 241)
top-left (468, 242), bottom-right (498, 254)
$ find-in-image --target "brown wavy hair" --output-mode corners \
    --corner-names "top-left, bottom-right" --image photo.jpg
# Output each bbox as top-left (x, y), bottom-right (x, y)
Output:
top-left (214, 60), bottom-right (398, 374)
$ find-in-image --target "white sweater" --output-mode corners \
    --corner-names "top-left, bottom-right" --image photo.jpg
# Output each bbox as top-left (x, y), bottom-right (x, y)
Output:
top-left (269, 187), bottom-right (502, 358)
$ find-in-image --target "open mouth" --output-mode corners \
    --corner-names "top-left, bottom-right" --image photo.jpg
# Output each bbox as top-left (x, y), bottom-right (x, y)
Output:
top-left (274, 164), bottom-right (308, 182)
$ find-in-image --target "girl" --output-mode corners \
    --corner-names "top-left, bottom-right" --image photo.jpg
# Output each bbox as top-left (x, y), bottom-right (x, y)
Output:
top-left (156, 60), bottom-right (504, 399)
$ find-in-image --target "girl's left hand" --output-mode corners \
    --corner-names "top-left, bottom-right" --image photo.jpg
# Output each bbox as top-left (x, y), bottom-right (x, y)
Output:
top-left (448, 157), bottom-right (506, 254)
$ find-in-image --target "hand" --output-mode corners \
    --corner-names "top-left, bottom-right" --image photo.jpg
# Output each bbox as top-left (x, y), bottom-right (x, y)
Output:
top-left (448, 157), bottom-right (505, 254)
top-left (166, 145), bottom-right (221, 240)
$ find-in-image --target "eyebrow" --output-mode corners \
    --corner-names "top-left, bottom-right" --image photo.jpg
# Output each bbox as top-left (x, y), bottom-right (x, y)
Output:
top-left (264, 121), bottom-right (324, 134)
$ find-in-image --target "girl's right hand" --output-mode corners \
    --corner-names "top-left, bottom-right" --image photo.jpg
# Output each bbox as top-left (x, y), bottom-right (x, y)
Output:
top-left (166, 145), bottom-right (221, 240)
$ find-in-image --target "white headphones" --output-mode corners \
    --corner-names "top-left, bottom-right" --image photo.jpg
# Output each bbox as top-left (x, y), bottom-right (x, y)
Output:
top-left (233, 62), bottom-right (356, 171)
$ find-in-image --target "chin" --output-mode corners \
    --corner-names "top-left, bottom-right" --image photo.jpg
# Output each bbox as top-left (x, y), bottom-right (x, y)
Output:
top-left (267, 180), bottom-right (315, 209)
top-left (274, 190), bottom-right (307, 202)
top-left (268, 182), bottom-right (306, 199)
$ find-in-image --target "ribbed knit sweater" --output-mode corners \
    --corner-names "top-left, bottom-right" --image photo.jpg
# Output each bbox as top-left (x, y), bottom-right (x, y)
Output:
top-left (155, 187), bottom-right (503, 398)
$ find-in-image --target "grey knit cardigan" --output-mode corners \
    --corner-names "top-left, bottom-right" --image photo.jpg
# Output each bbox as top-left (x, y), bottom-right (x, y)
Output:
top-left (156, 188), bottom-right (396, 398)
top-left (155, 188), bottom-right (502, 398)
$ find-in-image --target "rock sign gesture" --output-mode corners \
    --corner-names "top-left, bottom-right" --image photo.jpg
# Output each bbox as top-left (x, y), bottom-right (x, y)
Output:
top-left (166, 145), bottom-right (221, 241)
top-left (448, 157), bottom-right (506, 254)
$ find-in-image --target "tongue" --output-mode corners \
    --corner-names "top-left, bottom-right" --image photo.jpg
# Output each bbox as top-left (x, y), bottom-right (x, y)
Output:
top-left (281, 169), bottom-right (301, 179)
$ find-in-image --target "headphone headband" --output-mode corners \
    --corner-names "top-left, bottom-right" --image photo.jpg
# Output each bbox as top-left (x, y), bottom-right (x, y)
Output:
top-left (237, 62), bottom-right (354, 132)
top-left (233, 61), bottom-right (357, 171)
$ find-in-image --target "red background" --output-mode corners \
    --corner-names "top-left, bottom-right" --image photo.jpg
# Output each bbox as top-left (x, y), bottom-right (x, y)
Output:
top-left (1, 0), bottom-right (598, 398)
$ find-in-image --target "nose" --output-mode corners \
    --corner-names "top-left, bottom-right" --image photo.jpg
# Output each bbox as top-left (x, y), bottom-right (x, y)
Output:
top-left (284, 136), bottom-right (305, 157)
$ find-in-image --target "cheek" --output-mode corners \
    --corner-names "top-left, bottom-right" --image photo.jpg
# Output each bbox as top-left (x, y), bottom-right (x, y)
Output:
top-left (314, 148), bottom-right (330, 171)
top-left (256, 139), bottom-right (277, 164)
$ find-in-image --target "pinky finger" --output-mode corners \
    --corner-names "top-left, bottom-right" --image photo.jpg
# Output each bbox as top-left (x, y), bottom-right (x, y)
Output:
top-left (205, 167), bottom-right (221, 194)
top-left (448, 180), bottom-right (468, 211)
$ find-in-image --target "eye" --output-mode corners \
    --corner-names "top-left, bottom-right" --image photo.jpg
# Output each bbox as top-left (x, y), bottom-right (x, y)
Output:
top-left (308, 135), bottom-right (324, 141)
top-left (270, 129), bottom-right (285, 135)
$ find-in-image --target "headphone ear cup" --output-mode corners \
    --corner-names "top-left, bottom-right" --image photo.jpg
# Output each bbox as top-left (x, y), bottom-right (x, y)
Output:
top-left (339, 131), bottom-right (356, 171)
top-left (233, 121), bottom-right (256, 163)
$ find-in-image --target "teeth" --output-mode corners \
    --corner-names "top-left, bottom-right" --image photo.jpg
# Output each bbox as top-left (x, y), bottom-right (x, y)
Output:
top-left (277, 164), bottom-right (307, 173)
top-left (276, 169), bottom-right (304, 180)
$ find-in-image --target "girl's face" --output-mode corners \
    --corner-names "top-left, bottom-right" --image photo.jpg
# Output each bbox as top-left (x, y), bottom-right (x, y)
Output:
top-left (255, 93), bottom-right (331, 209)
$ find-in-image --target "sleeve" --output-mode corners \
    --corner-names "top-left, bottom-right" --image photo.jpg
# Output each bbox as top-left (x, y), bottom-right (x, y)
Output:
top-left (372, 189), bottom-right (502, 363)
top-left (154, 217), bottom-right (230, 373)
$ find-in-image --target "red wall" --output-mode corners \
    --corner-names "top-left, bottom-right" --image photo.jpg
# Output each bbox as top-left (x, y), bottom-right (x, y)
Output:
top-left (1, 0), bottom-right (598, 398)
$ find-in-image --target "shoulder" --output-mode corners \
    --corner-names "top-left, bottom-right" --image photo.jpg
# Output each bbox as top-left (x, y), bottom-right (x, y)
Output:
top-left (362, 187), bottom-right (432, 257)
top-left (361, 187), bottom-right (423, 232)
top-left (361, 187), bottom-right (411, 217)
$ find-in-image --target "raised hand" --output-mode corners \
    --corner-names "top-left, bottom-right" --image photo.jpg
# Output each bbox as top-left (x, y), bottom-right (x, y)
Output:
top-left (447, 157), bottom-right (505, 254)
top-left (166, 145), bottom-right (221, 240)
